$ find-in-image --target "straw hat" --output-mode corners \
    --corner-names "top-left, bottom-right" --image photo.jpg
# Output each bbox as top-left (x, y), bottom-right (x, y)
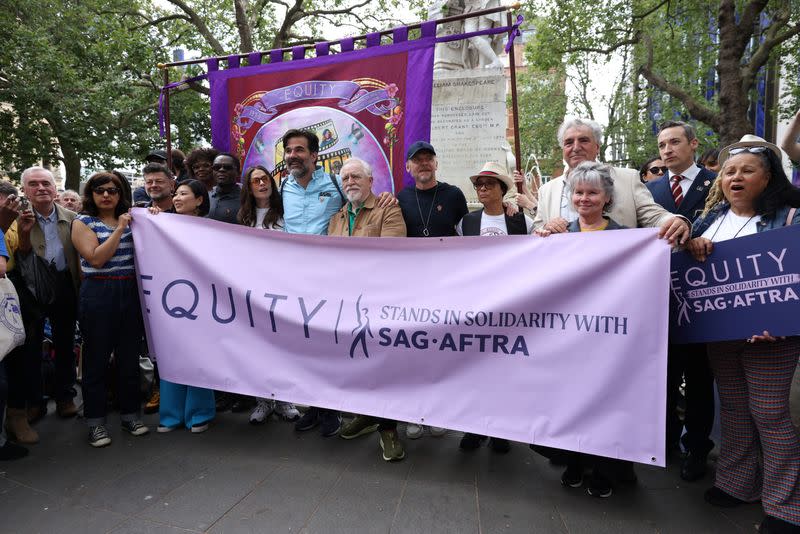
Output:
top-left (468, 162), bottom-right (515, 193)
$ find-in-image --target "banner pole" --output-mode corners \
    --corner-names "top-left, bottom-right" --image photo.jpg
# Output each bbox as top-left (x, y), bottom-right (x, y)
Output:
top-left (161, 65), bottom-right (173, 172)
top-left (506, 10), bottom-right (523, 193)
top-left (161, 4), bottom-right (517, 69)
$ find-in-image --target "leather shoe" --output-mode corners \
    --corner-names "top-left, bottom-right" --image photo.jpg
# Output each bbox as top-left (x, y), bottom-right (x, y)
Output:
top-left (704, 486), bottom-right (748, 508)
top-left (680, 452), bottom-right (707, 481)
top-left (56, 399), bottom-right (78, 418)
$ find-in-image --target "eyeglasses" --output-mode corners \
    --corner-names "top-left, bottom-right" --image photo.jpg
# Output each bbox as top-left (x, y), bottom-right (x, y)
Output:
top-left (94, 187), bottom-right (120, 196)
top-left (212, 163), bottom-right (235, 171)
top-left (729, 146), bottom-right (768, 156)
top-left (473, 180), bottom-right (498, 190)
top-left (648, 166), bottom-right (668, 175)
top-left (250, 176), bottom-right (271, 185)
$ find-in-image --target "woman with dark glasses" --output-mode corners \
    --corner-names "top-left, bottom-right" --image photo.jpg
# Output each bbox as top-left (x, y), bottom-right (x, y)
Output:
top-left (237, 166), bottom-right (301, 424)
top-left (638, 156), bottom-right (667, 183)
top-left (688, 136), bottom-right (800, 533)
top-left (71, 172), bottom-right (148, 447)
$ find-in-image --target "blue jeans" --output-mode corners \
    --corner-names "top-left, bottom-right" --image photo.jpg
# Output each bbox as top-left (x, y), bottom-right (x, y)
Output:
top-left (79, 278), bottom-right (143, 426)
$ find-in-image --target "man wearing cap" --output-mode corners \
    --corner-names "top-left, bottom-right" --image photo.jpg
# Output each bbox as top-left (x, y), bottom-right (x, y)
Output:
top-left (327, 157), bottom-right (407, 461)
top-left (648, 120), bottom-right (717, 481)
top-left (397, 141), bottom-right (467, 440)
top-left (534, 118), bottom-right (690, 246)
top-left (457, 162), bottom-right (533, 236)
top-left (398, 141), bottom-right (469, 238)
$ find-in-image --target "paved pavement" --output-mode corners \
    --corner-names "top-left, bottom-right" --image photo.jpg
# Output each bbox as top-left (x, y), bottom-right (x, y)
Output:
top-left (0, 403), bottom-right (764, 534)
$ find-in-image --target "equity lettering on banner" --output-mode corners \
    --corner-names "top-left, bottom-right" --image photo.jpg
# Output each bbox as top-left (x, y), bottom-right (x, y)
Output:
top-left (142, 275), bottom-right (634, 360)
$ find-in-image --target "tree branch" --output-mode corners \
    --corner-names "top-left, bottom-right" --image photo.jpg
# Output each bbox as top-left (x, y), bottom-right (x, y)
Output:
top-left (560, 36), bottom-right (640, 56)
top-left (638, 35), bottom-right (720, 129)
top-left (233, 0), bottom-right (254, 53)
top-left (164, 0), bottom-right (226, 55)
top-left (741, 13), bottom-right (800, 92)
top-left (130, 14), bottom-right (191, 30)
top-left (304, 0), bottom-right (370, 17)
top-left (631, 0), bottom-right (670, 21)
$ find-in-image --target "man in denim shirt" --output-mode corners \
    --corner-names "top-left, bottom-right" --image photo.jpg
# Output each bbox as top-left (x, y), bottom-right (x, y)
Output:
top-left (280, 129), bottom-right (345, 437)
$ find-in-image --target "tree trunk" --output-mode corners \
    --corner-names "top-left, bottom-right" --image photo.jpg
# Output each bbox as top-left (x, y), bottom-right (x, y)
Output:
top-left (59, 138), bottom-right (82, 192)
top-left (715, 0), bottom-right (755, 145)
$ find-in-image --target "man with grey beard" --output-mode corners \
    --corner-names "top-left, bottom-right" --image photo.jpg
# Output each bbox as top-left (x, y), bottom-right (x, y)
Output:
top-left (326, 157), bottom-right (406, 460)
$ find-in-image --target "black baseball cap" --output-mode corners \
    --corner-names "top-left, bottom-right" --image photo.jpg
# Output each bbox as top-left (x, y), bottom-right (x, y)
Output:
top-left (406, 141), bottom-right (436, 161)
top-left (146, 149), bottom-right (168, 162)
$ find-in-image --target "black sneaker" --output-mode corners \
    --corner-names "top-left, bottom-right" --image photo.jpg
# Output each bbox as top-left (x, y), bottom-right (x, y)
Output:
top-left (586, 469), bottom-right (613, 498)
top-left (121, 420), bottom-right (150, 436)
top-left (459, 433), bottom-right (486, 450)
top-left (319, 410), bottom-right (342, 437)
top-left (489, 438), bottom-right (510, 454)
top-left (561, 464), bottom-right (583, 488)
top-left (0, 440), bottom-right (28, 461)
top-left (704, 486), bottom-right (748, 508)
top-left (294, 407), bottom-right (320, 432)
top-left (88, 425), bottom-right (111, 448)
top-left (215, 392), bottom-right (233, 412)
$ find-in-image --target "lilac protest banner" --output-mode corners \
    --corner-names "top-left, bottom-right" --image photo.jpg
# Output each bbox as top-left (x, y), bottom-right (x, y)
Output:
top-left (669, 224), bottom-right (800, 344)
top-left (131, 209), bottom-right (670, 466)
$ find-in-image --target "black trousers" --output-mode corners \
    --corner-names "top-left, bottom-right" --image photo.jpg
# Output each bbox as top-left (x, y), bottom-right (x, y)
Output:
top-left (7, 271), bottom-right (77, 408)
top-left (666, 342), bottom-right (715, 456)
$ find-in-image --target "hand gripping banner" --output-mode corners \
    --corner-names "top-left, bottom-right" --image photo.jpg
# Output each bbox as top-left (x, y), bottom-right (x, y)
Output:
top-left (132, 210), bottom-right (671, 466)
top-left (209, 23), bottom-right (437, 195)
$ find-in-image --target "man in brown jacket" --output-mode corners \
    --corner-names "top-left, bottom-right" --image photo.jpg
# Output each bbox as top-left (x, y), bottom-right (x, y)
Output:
top-left (327, 158), bottom-right (406, 238)
top-left (326, 158), bottom-right (407, 461)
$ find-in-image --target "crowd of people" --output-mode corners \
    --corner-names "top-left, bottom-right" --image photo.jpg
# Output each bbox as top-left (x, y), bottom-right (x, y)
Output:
top-left (0, 114), bottom-right (799, 532)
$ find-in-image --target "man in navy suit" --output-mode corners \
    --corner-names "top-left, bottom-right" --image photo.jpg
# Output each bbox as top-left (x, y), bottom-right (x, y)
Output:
top-left (649, 120), bottom-right (716, 482)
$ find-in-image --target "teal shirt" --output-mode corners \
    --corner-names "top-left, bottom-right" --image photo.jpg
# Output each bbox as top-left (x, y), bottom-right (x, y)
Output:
top-left (281, 167), bottom-right (343, 235)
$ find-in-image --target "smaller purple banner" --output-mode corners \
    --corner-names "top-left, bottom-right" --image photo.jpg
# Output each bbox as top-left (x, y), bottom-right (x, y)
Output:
top-left (669, 224), bottom-right (800, 344)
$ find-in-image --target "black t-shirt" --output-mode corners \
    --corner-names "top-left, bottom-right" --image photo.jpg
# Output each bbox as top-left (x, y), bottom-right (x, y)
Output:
top-left (397, 181), bottom-right (468, 237)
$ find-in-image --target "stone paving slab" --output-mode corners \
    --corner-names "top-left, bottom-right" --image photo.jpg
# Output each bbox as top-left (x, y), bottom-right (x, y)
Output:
top-left (0, 404), bottom-right (765, 534)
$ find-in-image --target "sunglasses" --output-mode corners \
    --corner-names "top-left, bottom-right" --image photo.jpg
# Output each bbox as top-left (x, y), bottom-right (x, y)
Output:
top-left (648, 166), bottom-right (668, 175)
top-left (250, 176), bottom-right (271, 185)
top-left (473, 180), bottom-right (499, 190)
top-left (212, 163), bottom-right (236, 171)
top-left (729, 146), bottom-right (768, 156)
top-left (93, 187), bottom-right (120, 196)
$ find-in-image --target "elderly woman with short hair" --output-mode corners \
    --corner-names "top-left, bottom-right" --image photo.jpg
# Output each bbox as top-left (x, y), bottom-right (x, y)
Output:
top-left (536, 161), bottom-right (634, 497)
top-left (688, 137), bottom-right (800, 533)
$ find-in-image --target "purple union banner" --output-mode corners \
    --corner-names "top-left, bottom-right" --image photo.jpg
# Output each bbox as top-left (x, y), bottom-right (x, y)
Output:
top-left (131, 210), bottom-right (671, 466)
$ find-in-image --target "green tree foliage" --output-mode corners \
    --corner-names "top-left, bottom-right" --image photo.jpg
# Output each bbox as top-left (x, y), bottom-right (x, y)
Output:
top-left (521, 0), bottom-right (800, 168)
top-left (0, 0), bottom-right (175, 189)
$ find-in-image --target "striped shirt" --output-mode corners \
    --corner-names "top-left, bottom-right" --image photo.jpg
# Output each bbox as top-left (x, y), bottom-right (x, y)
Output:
top-left (76, 215), bottom-right (135, 277)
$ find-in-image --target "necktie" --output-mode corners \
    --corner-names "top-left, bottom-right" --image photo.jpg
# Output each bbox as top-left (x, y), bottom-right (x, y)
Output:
top-left (671, 175), bottom-right (684, 208)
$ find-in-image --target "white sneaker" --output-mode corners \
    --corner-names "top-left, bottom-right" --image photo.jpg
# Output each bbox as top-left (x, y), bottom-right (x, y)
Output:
top-left (249, 398), bottom-right (273, 424)
top-left (429, 426), bottom-right (447, 437)
top-left (406, 423), bottom-right (424, 440)
top-left (273, 401), bottom-right (300, 422)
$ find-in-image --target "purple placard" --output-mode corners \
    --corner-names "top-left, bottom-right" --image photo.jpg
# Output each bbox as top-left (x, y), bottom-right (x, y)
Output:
top-left (669, 224), bottom-right (800, 343)
top-left (132, 210), bottom-right (670, 466)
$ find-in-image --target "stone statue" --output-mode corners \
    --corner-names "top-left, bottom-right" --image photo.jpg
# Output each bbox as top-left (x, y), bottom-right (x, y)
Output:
top-left (432, 0), bottom-right (505, 71)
